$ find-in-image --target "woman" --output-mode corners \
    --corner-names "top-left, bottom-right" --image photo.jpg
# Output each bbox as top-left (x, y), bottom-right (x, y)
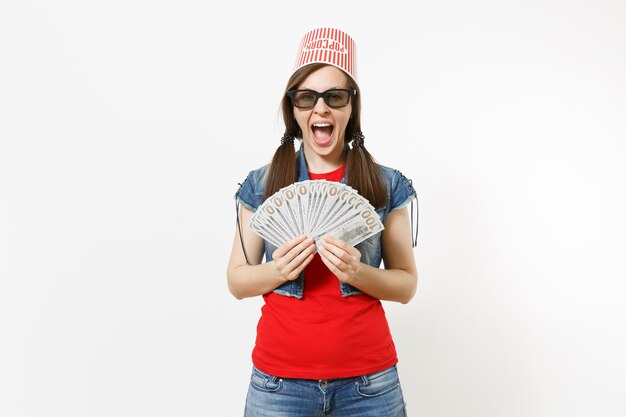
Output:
top-left (227, 27), bottom-right (418, 417)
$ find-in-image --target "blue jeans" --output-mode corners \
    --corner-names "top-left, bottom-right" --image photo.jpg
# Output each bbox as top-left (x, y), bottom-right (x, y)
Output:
top-left (243, 365), bottom-right (407, 417)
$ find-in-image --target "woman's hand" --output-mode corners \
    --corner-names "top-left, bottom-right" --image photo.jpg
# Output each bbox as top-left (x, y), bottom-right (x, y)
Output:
top-left (317, 235), bottom-right (362, 284)
top-left (272, 235), bottom-right (317, 281)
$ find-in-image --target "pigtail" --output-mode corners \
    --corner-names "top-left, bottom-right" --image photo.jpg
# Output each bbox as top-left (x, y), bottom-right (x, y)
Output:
top-left (264, 133), bottom-right (298, 201)
top-left (346, 130), bottom-right (387, 209)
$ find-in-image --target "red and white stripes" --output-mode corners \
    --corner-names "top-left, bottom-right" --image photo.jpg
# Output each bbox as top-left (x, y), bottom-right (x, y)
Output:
top-left (293, 27), bottom-right (357, 82)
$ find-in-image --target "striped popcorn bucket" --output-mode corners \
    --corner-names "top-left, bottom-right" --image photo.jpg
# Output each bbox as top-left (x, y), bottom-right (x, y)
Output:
top-left (293, 28), bottom-right (357, 83)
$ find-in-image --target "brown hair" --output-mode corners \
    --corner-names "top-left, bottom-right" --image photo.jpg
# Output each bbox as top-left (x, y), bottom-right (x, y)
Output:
top-left (264, 63), bottom-right (387, 209)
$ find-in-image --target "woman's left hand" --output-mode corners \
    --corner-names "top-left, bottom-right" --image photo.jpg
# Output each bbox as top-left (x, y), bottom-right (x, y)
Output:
top-left (317, 235), bottom-right (362, 284)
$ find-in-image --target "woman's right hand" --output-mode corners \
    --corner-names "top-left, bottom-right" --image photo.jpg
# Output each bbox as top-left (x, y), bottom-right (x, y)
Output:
top-left (272, 235), bottom-right (317, 281)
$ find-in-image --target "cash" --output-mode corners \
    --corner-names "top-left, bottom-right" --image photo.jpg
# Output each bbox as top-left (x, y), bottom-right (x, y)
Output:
top-left (249, 180), bottom-right (384, 249)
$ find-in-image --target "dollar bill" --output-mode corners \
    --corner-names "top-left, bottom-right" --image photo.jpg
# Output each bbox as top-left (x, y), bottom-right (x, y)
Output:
top-left (249, 180), bottom-right (384, 249)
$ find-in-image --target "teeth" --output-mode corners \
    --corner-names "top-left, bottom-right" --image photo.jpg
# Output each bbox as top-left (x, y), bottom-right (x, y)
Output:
top-left (313, 123), bottom-right (332, 127)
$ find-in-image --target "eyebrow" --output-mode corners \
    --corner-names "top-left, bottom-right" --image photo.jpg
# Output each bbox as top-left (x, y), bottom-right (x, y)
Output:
top-left (297, 86), bottom-right (347, 91)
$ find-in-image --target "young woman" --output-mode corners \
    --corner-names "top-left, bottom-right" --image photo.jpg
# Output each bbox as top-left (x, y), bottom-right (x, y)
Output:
top-left (227, 28), bottom-right (418, 417)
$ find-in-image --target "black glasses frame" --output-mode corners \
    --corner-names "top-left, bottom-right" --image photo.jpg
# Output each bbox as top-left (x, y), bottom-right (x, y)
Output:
top-left (286, 88), bottom-right (356, 109)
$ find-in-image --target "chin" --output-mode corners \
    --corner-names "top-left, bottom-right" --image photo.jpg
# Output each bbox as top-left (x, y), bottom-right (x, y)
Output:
top-left (308, 138), bottom-right (340, 154)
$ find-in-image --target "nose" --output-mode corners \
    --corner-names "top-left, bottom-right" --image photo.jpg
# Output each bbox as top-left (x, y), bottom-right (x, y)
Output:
top-left (313, 96), bottom-right (330, 113)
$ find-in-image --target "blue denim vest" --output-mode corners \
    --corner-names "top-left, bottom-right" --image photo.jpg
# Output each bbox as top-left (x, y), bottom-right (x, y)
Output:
top-left (235, 148), bottom-right (417, 299)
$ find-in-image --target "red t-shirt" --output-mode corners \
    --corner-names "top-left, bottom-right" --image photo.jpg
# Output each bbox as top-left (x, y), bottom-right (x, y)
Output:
top-left (251, 165), bottom-right (398, 379)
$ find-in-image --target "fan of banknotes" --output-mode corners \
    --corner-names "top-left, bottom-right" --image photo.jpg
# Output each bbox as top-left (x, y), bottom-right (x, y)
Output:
top-left (249, 180), bottom-right (384, 249)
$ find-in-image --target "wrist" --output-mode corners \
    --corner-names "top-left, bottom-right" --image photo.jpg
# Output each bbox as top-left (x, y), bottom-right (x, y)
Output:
top-left (270, 260), bottom-right (288, 283)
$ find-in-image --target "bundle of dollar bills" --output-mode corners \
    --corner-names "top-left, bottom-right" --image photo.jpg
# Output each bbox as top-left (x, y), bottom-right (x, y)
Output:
top-left (249, 180), bottom-right (384, 249)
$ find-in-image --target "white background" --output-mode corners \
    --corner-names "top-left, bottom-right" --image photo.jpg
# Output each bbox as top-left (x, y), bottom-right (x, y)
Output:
top-left (1, 0), bottom-right (625, 416)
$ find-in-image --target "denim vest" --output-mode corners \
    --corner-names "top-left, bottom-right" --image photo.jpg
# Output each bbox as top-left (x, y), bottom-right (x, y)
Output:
top-left (235, 148), bottom-right (417, 299)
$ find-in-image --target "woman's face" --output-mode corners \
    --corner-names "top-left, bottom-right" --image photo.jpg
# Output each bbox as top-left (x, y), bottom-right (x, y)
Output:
top-left (293, 65), bottom-right (352, 160)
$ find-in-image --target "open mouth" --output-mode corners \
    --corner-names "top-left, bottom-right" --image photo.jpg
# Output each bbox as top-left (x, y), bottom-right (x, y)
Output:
top-left (311, 122), bottom-right (334, 146)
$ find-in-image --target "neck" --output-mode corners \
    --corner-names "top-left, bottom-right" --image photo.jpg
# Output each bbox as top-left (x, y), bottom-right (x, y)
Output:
top-left (302, 143), bottom-right (346, 174)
